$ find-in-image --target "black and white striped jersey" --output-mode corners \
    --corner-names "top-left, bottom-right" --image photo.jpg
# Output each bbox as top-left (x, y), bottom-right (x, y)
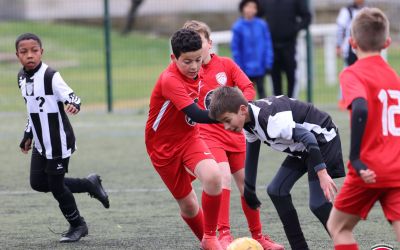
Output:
top-left (18, 62), bottom-right (81, 159)
top-left (243, 95), bottom-right (338, 157)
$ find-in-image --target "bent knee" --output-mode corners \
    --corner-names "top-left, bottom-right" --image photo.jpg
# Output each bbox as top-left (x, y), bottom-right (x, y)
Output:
top-left (30, 181), bottom-right (49, 192)
top-left (180, 201), bottom-right (199, 217)
top-left (204, 172), bottom-right (222, 190)
top-left (267, 183), bottom-right (284, 197)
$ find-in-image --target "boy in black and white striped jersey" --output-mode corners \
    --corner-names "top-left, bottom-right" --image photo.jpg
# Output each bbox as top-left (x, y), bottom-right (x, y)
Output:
top-left (209, 86), bottom-right (346, 249)
top-left (16, 33), bottom-right (110, 243)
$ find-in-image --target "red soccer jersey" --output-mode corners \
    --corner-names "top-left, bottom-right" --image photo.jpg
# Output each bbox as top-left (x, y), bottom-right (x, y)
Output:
top-left (340, 55), bottom-right (400, 188)
top-left (198, 54), bottom-right (256, 152)
top-left (145, 62), bottom-right (200, 161)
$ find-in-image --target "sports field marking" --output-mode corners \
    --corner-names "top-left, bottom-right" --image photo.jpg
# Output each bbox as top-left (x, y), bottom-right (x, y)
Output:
top-left (0, 185), bottom-right (308, 196)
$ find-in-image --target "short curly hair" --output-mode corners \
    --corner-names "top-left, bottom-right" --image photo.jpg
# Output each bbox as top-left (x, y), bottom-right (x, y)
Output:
top-left (171, 28), bottom-right (202, 59)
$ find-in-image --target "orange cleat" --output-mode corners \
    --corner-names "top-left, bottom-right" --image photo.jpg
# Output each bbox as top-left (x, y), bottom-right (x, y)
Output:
top-left (201, 234), bottom-right (224, 250)
top-left (253, 234), bottom-right (285, 250)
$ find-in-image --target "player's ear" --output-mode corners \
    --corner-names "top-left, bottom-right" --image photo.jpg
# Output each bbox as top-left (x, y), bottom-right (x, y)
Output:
top-left (170, 54), bottom-right (176, 62)
top-left (383, 36), bottom-right (391, 49)
top-left (239, 104), bottom-right (247, 114)
top-left (349, 37), bottom-right (357, 49)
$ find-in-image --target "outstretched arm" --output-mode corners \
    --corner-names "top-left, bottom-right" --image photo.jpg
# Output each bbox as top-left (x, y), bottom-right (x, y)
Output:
top-left (244, 139), bottom-right (262, 209)
top-left (182, 103), bottom-right (218, 124)
top-left (350, 98), bottom-right (376, 183)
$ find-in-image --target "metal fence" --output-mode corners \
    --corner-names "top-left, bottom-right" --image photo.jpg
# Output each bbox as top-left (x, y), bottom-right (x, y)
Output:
top-left (1, 0), bottom-right (399, 112)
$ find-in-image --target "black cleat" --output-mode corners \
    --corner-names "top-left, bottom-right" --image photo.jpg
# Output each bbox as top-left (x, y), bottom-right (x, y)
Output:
top-left (59, 220), bottom-right (88, 243)
top-left (86, 173), bottom-right (110, 209)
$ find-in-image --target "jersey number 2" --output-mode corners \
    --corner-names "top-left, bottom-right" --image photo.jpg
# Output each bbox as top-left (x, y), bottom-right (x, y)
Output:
top-left (378, 89), bottom-right (400, 136)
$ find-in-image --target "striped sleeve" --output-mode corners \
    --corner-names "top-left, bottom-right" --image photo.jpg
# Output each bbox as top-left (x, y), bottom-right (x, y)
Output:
top-left (53, 72), bottom-right (81, 107)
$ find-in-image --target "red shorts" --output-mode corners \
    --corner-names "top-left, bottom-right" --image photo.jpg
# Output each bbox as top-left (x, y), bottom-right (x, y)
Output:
top-left (334, 182), bottom-right (400, 221)
top-left (151, 138), bottom-right (215, 199)
top-left (209, 147), bottom-right (245, 174)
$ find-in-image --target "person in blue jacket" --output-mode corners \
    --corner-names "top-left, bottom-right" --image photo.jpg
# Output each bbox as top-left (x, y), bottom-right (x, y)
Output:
top-left (231, 0), bottom-right (273, 99)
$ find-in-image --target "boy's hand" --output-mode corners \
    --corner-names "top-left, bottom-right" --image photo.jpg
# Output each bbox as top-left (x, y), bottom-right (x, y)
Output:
top-left (65, 103), bottom-right (80, 115)
top-left (244, 181), bottom-right (261, 209)
top-left (317, 168), bottom-right (337, 202)
top-left (359, 169), bottom-right (376, 184)
top-left (19, 137), bottom-right (32, 154)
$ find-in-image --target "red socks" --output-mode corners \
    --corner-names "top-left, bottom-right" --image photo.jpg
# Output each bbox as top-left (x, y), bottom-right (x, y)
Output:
top-left (217, 189), bottom-right (231, 234)
top-left (202, 191), bottom-right (222, 236)
top-left (335, 244), bottom-right (359, 250)
top-left (181, 209), bottom-right (204, 241)
top-left (241, 196), bottom-right (262, 238)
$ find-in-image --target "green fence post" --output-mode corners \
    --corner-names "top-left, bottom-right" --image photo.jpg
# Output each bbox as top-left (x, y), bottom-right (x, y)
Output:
top-left (306, 0), bottom-right (313, 103)
top-left (104, 0), bottom-right (113, 112)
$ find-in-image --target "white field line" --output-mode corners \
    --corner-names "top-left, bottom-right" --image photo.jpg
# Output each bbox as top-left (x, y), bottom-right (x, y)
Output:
top-left (0, 185), bottom-right (279, 196)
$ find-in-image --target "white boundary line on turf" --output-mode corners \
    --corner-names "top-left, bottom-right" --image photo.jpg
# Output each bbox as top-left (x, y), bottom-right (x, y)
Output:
top-left (0, 185), bottom-right (281, 196)
top-left (0, 188), bottom-right (166, 196)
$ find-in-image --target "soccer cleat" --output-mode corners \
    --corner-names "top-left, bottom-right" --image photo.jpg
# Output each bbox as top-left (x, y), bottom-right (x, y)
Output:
top-left (59, 220), bottom-right (88, 243)
top-left (218, 231), bottom-right (234, 249)
top-left (201, 234), bottom-right (224, 250)
top-left (253, 234), bottom-right (285, 250)
top-left (86, 173), bottom-right (110, 209)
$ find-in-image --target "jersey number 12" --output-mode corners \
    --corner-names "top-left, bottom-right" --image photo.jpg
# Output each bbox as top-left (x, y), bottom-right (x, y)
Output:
top-left (378, 89), bottom-right (400, 136)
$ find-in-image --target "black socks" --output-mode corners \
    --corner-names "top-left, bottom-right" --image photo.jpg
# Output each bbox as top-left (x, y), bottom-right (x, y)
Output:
top-left (269, 194), bottom-right (309, 250)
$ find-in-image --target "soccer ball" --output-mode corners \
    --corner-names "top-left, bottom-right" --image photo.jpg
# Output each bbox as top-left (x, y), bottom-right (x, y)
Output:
top-left (227, 237), bottom-right (263, 250)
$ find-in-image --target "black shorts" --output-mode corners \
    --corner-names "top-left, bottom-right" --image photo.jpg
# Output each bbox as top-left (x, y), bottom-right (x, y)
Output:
top-left (31, 147), bottom-right (70, 175)
top-left (319, 132), bottom-right (346, 179)
top-left (282, 132), bottom-right (346, 180)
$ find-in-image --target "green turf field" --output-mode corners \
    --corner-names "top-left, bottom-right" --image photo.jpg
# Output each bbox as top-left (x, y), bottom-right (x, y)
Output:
top-left (1, 20), bottom-right (400, 249)
top-left (2, 21), bottom-right (399, 113)
top-left (0, 21), bottom-right (170, 112)
top-left (0, 107), bottom-right (398, 249)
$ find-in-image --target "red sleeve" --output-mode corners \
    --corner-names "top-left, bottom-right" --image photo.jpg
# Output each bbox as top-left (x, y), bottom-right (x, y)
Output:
top-left (162, 75), bottom-right (194, 111)
top-left (226, 58), bottom-right (256, 101)
top-left (340, 68), bottom-right (367, 109)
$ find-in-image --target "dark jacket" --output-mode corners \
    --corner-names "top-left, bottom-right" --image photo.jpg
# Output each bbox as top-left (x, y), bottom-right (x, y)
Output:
top-left (259, 0), bottom-right (311, 47)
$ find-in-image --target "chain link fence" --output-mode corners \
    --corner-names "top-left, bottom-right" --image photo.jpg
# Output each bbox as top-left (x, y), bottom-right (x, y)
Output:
top-left (0, 0), bottom-right (399, 112)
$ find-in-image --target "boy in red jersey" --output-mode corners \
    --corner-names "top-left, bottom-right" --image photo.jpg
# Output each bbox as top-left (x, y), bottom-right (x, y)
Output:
top-left (327, 8), bottom-right (400, 249)
top-left (182, 20), bottom-right (283, 250)
top-left (145, 29), bottom-right (223, 250)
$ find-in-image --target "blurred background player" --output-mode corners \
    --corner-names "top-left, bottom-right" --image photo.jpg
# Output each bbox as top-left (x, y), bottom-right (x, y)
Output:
top-left (16, 33), bottom-right (110, 243)
top-left (231, 0), bottom-right (273, 99)
top-left (209, 86), bottom-right (345, 250)
top-left (144, 29), bottom-right (223, 250)
top-left (258, 0), bottom-right (311, 98)
top-left (336, 0), bottom-right (365, 109)
top-left (183, 20), bottom-right (283, 250)
top-left (336, 0), bottom-right (365, 66)
top-left (328, 8), bottom-right (400, 249)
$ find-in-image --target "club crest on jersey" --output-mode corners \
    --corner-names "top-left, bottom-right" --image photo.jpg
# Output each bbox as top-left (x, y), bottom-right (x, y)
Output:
top-left (25, 77), bottom-right (34, 96)
top-left (215, 72), bottom-right (227, 86)
top-left (204, 90), bottom-right (214, 110)
top-left (185, 115), bottom-right (196, 126)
